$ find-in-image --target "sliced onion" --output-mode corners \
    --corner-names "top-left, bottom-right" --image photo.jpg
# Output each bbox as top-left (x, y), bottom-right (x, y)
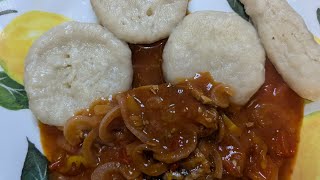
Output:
top-left (94, 104), bottom-right (112, 116)
top-left (91, 162), bottom-right (141, 180)
top-left (132, 144), bottom-right (168, 176)
top-left (199, 140), bottom-right (223, 179)
top-left (126, 141), bottom-right (141, 157)
top-left (120, 165), bottom-right (141, 179)
top-left (117, 94), bottom-right (150, 143)
top-left (180, 149), bottom-right (206, 170)
top-left (152, 129), bottom-right (198, 164)
top-left (210, 83), bottom-right (233, 108)
top-left (216, 116), bottom-right (225, 143)
top-left (91, 162), bottom-right (121, 180)
top-left (222, 114), bottom-right (242, 137)
top-left (81, 128), bottom-right (99, 167)
top-left (63, 115), bottom-right (99, 145)
top-left (98, 106), bottom-right (121, 143)
top-left (180, 149), bottom-right (216, 180)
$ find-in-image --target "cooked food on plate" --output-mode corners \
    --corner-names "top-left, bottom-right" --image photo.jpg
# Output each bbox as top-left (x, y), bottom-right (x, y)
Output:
top-left (24, 22), bottom-right (132, 126)
top-left (22, 0), bottom-right (319, 179)
top-left (241, 0), bottom-right (320, 101)
top-left (90, 0), bottom-right (188, 44)
top-left (163, 11), bottom-right (265, 105)
top-left (42, 61), bottom-right (303, 180)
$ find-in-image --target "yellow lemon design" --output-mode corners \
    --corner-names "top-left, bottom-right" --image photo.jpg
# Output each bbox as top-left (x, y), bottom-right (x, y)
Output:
top-left (315, 36), bottom-right (320, 44)
top-left (0, 11), bottom-right (69, 84)
top-left (292, 111), bottom-right (320, 180)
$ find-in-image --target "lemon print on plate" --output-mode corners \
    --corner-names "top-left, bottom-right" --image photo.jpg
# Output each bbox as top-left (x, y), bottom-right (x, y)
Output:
top-left (298, 33), bottom-right (320, 178)
top-left (292, 111), bottom-right (320, 180)
top-left (0, 11), bottom-right (69, 85)
top-left (315, 36), bottom-right (320, 44)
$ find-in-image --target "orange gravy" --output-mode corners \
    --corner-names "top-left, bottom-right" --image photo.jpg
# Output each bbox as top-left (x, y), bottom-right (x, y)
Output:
top-left (40, 40), bottom-right (303, 179)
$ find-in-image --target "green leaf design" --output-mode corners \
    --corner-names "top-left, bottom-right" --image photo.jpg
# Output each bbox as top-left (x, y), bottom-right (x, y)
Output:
top-left (0, 71), bottom-right (28, 110)
top-left (227, 0), bottom-right (249, 21)
top-left (317, 8), bottom-right (320, 25)
top-left (0, 9), bottom-right (18, 16)
top-left (21, 139), bottom-right (48, 180)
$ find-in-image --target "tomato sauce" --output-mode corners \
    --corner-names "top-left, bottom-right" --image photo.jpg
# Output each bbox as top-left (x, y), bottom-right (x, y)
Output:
top-left (39, 39), bottom-right (304, 179)
top-left (130, 40), bottom-right (166, 88)
top-left (219, 60), bottom-right (304, 179)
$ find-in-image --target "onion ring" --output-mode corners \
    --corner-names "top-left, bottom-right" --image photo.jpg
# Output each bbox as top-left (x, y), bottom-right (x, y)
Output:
top-left (91, 162), bottom-right (141, 180)
top-left (63, 115), bottom-right (99, 145)
top-left (117, 94), bottom-right (150, 143)
top-left (81, 128), bottom-right (99, 167)
top-left (199, 140), bottom-right (223, 179)
top-left (152, 129), bottom-right (198, 164)
top-left (216, 116), bottom-right (225, 143)
top-left (98, 106), bottom-right (121, 143)
top-left (132, 144), bottom-right (168, 176)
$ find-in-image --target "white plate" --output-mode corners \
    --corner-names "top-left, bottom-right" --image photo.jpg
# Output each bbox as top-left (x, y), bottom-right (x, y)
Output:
top-left (0, 0), bottom-right (319, 179)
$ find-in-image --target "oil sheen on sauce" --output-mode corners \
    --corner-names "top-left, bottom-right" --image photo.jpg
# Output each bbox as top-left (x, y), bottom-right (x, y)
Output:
top-left (39, 39), bottom-right (304, 179)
